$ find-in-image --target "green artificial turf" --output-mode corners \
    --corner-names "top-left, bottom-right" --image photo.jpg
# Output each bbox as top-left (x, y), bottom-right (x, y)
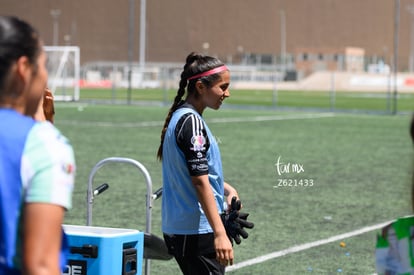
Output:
top-left (54, 103), bottom-right (413, 274)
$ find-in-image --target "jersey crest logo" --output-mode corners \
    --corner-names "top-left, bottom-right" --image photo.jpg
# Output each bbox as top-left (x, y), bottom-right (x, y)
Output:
top-left (62, 163), bottom-right (75, 174)
top-left (191, 135), bottom-right (206, 152)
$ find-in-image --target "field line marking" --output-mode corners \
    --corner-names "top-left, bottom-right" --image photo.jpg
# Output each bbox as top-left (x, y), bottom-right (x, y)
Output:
top-left (208, 113), bottom-right (334, 123)
top-left (58, 113), bottom-right (335, 128)
top-left (58, 120), bottom-right (164, 127)
top-left (226, 220), bottom-right (391, 272)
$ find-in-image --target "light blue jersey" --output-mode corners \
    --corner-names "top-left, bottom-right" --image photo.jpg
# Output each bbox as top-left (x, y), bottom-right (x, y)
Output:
top-left (162, 107), bottom-right (224, 235)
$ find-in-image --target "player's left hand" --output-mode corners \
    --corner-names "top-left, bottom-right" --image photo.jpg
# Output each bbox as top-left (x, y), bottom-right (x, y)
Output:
top-left (221, 196), bottom-right (254, 245)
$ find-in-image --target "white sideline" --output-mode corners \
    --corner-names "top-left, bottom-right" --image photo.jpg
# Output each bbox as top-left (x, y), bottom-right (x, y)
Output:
top-left (58, 113), bottom-right (335, 128)
top-left (208, 113), bottom-right (334, 123)
top-left (226, 220), bottom-right (392, 272)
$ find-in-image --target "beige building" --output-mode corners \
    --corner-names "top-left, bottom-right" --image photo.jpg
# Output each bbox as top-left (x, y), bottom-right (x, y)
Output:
top-left (295, 47), bottom-right (365, 77)
top-left (1, 0), bottom-right (414, 71)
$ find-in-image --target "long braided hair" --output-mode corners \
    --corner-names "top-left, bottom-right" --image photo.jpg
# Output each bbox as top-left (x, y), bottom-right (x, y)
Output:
top-left (157, 52), bottom-right (224, 160)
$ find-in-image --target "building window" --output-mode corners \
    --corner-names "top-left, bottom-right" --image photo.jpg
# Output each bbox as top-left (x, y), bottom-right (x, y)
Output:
top-left (318, 53), bottom-right (324, 60)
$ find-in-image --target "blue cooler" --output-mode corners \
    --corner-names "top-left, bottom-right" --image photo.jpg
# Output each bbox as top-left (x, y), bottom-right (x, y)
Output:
top-left (63, 225), bottom-right (144, 275)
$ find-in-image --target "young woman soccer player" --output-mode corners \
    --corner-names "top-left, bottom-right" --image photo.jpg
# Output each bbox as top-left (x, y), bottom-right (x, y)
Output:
top-left (0, 16), bottom-right (75, 274)
top-left (157, 52), bottom-right (241, 274)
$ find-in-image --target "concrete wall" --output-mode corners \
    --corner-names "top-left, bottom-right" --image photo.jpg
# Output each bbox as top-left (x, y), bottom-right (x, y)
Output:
top-left (1, 0), bottom-right (413, 70)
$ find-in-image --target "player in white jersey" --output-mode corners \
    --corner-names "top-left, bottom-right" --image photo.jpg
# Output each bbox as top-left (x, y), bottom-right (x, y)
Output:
top-left (0, 16), bottom-right (75, 274)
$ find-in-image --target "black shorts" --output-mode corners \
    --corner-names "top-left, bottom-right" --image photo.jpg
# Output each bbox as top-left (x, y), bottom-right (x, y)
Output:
top-left (163, 233), bottom-right (225, 275)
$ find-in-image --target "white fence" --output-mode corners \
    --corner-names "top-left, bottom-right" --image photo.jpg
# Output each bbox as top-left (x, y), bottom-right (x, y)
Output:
top-left (79, 62), bottom-right (287, 91)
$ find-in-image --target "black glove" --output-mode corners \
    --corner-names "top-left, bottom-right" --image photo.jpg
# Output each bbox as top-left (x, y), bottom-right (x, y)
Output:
top-left (221, 196), bottom-right (254, 245)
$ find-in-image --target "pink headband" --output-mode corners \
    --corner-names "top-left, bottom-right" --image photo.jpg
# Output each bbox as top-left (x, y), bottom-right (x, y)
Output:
top-left (187, 65), bottom-right (229, 81)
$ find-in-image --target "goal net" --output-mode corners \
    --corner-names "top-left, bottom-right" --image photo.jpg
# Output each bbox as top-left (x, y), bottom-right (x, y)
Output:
top-left (44, 46), bottom-right (80, 101)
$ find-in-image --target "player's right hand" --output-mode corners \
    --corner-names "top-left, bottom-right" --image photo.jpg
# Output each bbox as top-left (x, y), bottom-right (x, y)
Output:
top-left (43, 88), bottom-right (55, 123)
top-left (214, 232), bottom-right (234, 266)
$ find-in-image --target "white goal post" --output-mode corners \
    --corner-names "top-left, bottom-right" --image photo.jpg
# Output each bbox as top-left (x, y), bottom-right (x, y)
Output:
top-left (44, 46), bottom-right (80, 101)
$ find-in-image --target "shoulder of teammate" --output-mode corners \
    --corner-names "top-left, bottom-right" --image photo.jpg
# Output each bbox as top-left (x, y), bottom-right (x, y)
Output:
top-left (26, 121), bottom-right (75, 172)
top-left (175, 112), bottom-right (210, 151)
top-left (29, 121), bottom-right (74, 153)
top-left (22, 121), bottom-right (75, 208)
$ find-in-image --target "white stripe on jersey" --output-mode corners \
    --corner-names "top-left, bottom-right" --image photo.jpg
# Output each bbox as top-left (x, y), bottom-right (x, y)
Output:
top-left (191, 114), bottom-right (204, 138)
top-left (191, 114), bottom-right (196, 137)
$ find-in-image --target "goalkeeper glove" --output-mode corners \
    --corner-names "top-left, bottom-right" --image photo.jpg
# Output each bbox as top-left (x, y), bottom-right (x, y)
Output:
top-left (221, 196), bottom-right (254, 245)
